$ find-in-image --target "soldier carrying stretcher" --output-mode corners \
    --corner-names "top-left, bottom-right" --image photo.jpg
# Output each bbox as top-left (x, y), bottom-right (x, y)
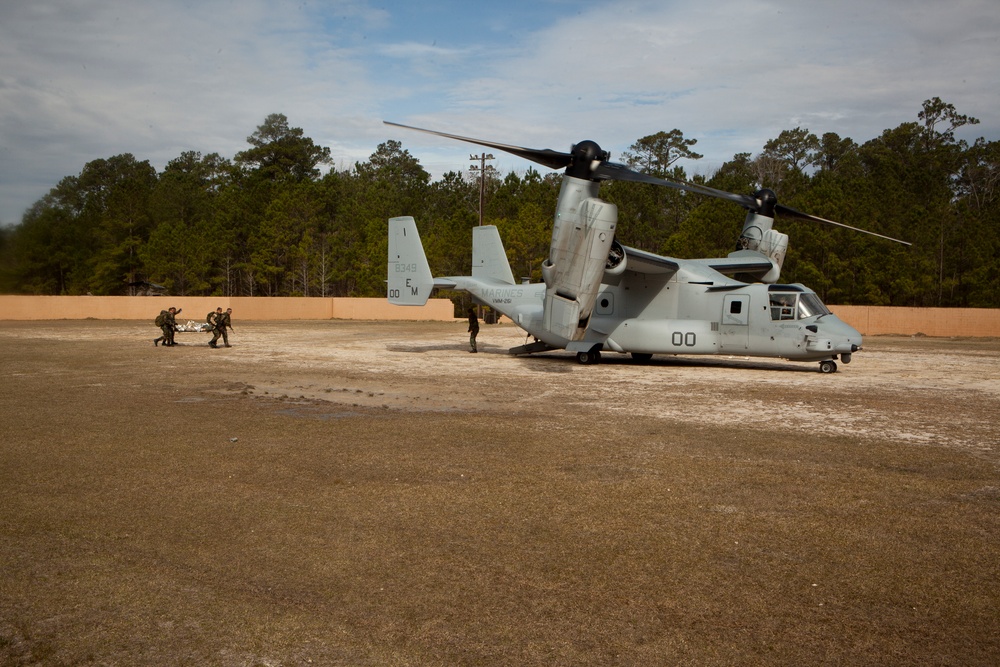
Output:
top-left (209, 307), bottom-right (234, 348)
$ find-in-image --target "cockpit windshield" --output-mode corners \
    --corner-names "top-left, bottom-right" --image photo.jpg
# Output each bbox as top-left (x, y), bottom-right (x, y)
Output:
top-left (769, 291), bottom-right (831, 321)
top-left (797, 292), bottom-right (831, 319)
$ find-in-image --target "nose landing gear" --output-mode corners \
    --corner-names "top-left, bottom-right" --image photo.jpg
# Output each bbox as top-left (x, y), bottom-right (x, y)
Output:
top-left (819, 360), bottom-right (838, 374)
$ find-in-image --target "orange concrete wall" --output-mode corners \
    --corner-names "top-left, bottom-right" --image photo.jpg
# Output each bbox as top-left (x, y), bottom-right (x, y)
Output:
top-left (0, 296), bottom-right (456, 322)
top-left (830, 305), bottom-right (1000, 338)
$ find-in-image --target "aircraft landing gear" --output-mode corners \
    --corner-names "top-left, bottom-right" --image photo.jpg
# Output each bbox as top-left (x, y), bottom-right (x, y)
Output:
top-left (576, 349), bottom-right (601, 365)
top-left (819, 360), bottom-right (838, 374)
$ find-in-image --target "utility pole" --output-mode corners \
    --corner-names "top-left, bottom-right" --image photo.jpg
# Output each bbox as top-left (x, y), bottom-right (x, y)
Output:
top-left (469, 152), bottom-right (495, 226)
top-left (469, 152), bottom-right (495, 322)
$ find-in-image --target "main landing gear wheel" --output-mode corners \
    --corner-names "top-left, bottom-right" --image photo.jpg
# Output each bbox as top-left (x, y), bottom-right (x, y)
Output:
top-left (576, 350), bottom-right (601, 365)
top-left (819, 360), bottom-right (838, 374)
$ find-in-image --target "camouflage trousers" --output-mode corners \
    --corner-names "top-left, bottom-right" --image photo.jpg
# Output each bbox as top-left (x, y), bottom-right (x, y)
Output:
top-left (155, 324), bottom-right (174, 345)
top-left (211, 328), bottom-right (229, 347)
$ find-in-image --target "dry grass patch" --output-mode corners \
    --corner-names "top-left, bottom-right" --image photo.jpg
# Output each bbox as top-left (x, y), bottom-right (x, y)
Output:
top-left (1, 321), bottom-right (998, 665)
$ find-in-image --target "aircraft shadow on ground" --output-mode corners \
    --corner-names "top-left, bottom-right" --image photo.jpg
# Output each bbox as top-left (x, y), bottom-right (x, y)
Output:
top-left (386, 343), bottom-right (819, 374)
top-left (385, 343), bottom-right (469, 353)
top-left (516, 352), bottom-right (819, 374)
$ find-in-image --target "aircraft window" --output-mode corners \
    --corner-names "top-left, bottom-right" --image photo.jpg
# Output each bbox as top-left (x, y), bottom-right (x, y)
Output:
top-left (769, 293), bottom-right (797, 321)
top-left (729, 300), bottom-right (743, 314)
top-left (798, 293), bottom-right (831, 319)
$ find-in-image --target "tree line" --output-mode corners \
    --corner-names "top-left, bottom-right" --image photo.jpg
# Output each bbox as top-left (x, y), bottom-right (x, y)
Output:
top-left (1, 99), bottom-right (998, 309)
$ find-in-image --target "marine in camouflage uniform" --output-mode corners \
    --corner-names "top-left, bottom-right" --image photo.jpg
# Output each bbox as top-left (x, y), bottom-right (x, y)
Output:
top-left (153, 306), bottom-right (182, 346)
top-left (206, 308), bottom-right (219, 338)
top-left (210, 308), bottom-right (233, 348)
top-left (467, 307), bottom-right (479, 353)
top-left (153, 310), bottom-right (169, 346)
top-left (207, 307), bottom-right (221, 347)
top-left (165, 307), bottom-right (181, 345)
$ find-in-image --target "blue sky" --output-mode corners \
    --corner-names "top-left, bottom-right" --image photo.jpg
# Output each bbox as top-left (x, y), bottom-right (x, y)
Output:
top-left (1, 0), bottom-right (998, 225)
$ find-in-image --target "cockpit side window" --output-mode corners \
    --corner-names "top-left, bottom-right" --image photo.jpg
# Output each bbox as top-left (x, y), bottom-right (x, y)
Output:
top-left (769, 293), bottom-right (797, 321)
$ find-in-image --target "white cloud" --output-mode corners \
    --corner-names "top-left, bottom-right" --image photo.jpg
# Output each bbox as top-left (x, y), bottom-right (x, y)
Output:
top-left (1, 0), bottom-right (998, 224)
top-left (412, 0), bottom-right (999, 166)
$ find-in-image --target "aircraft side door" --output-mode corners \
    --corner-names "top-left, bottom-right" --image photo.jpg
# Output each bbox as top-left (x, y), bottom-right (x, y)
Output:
top-left (719, 294), bottom-right (749, 350)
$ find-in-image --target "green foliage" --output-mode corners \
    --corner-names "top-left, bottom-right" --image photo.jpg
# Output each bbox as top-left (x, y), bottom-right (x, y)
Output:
top-left (621, 129), bottom-right (703, 175)
top-left (141, 151), bottom-right (230, 295)
top-left (77, 154), bottom-right (159, 294)
top-left (762, 127), bottom-right (820, 172)
top-left (4, 102), bottom-right (999, 307)
top-left (235, 113), bottom-right (332, 183)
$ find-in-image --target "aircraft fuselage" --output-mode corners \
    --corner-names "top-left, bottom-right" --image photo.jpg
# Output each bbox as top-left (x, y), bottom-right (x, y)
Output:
top-left (459, 268), bottom-right (860, 366)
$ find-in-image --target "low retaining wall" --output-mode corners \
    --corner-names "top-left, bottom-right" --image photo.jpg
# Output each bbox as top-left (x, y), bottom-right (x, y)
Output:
top-left (830, 305), bottom-right (1000, 338)
top-left (0, 296), bottom-right (997, 337)
top-left (0, 296), bottom-right (455, 322)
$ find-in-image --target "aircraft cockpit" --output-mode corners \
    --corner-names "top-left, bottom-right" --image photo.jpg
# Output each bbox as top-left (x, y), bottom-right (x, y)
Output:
top-left (768, 285), bottom-right (832, 321)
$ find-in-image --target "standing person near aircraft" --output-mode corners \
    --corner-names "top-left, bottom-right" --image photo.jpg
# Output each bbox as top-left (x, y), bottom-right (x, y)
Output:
top-left (467, 307), bottom-right (479, 353)
top-left (210, 308), bottom-right (233, 348)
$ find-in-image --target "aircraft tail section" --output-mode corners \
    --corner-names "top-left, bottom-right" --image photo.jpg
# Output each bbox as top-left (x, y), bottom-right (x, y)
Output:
top-left (388, 216), bottom-right (434, 305)
top-left (472, 225), bottom-right (516, 285)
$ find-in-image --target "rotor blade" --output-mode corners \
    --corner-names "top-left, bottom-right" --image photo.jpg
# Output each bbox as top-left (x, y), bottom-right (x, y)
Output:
top-left (775, 204), bottom-right (912, 246)
top-left (383, 121), bottom-right (572, 170)
top-left (384, 120), bottom-right (909, 246)
top-left (594, 160), bottom-right (758, 207)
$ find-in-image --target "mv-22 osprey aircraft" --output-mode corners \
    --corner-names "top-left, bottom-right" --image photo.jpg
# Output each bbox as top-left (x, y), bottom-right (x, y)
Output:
top-left (385, 122), bottom-right (910, 373)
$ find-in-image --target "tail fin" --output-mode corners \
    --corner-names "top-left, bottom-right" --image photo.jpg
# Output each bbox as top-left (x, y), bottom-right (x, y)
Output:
top-left (388, 216), bottom-right (434, 305)
top-left (472, 225), bottom-right (516, 285)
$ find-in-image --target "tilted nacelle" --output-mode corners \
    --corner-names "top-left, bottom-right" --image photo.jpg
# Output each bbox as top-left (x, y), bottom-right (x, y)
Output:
top-left (731, 210), bottom-right (788, 283)
top-left (540, 176), bottom-right (618, 341)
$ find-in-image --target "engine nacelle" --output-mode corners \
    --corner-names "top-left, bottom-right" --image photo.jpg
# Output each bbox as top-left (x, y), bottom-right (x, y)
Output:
top-left (735, 210), bottom-right (788, 283)
top-left (541, 177), bottom-right (618, 341)
top-left (756, 228), bottom-right (788, 283)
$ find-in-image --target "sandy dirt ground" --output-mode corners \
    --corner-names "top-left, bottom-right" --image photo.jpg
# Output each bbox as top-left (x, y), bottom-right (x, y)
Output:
top-left (1, 319), bottom-right (998, 665)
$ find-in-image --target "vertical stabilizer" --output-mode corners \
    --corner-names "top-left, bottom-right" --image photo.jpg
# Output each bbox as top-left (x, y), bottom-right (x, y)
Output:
top-left (387, 216), bottom-right (434, 305)
top-left (472, 225), bottom-right (516, 285)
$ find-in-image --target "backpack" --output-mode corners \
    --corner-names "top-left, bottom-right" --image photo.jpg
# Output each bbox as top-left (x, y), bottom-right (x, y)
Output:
top-left (206, 311), bottom-right (216, 325)
top-left (155, 311), bottom-right (167, 327)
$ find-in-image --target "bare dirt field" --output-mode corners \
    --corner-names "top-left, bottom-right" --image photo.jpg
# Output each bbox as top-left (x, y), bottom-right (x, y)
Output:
top-left (1, 319), bottom-right (998, 666)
